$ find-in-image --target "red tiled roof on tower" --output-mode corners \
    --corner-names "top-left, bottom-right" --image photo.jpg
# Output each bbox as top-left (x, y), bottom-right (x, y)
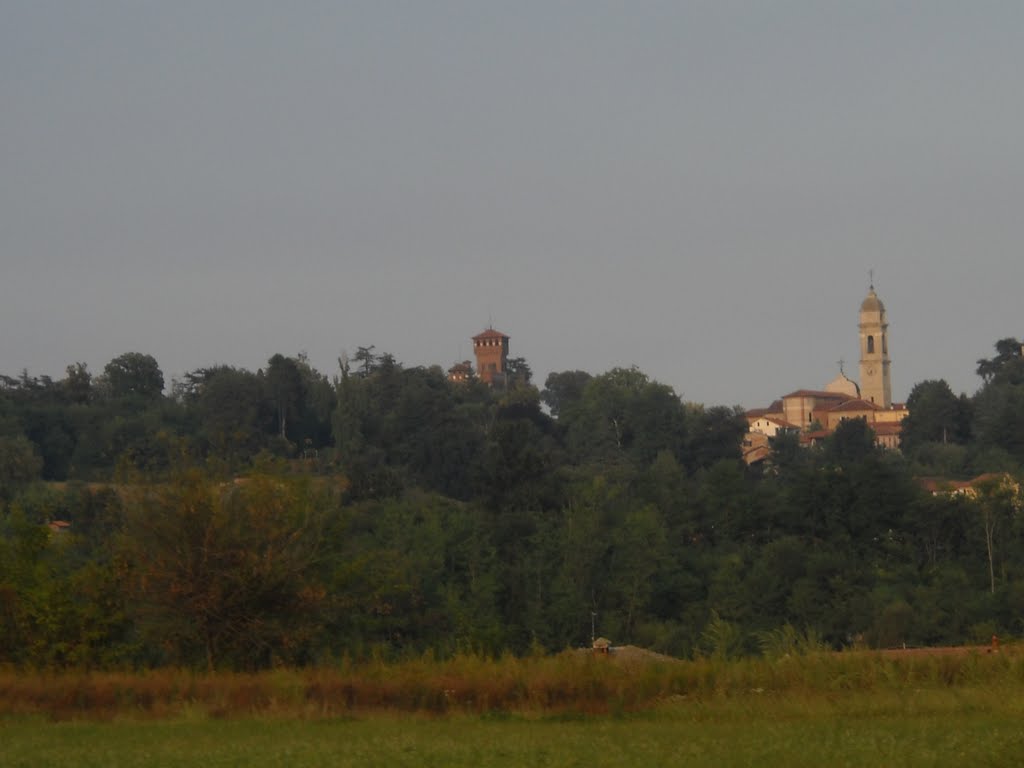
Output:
top-left (472, 328), bottom-right (510, 341)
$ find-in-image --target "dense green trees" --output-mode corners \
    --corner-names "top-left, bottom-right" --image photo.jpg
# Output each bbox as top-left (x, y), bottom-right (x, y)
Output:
top-left (558, 367), bottom-right (688, 467)
top-left (901, 379), bottom-right (971, 452)
top-left (541, 370), bottom-right (591, 419)
top-left (102, 352), bottom-right (165, 399)
top-left (0, 435), bottom-right (42, 501)
top-left (121, 471), bottom-right (332, 670)
top-left (976, 338), bottom-right (1024, 384)
top-left (972, 339), bottom-right (1024, 465)
top-left (178, 366), bottom-right (269, 463)
top-left (0, 487), bottom-right (132, 668)
top-left (1, 357), bottom-right (183, 479)
top-left (0, 351), bottom-right (344, 483)
top-left (3, 335), bottom-right (1024, 670)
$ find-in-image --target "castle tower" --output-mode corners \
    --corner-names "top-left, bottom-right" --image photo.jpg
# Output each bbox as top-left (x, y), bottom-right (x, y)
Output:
top-left (472, 328), bottom-right (509, 386)
top-left (858, 285), bottom-right (892, 407)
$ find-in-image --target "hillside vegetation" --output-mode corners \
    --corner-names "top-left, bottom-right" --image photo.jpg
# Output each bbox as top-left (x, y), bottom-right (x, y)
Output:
top-left (2, 341), bottom-right (1024, 670)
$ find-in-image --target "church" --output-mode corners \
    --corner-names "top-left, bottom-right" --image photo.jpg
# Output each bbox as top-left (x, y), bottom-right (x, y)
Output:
top-left (743, 285), bottom-right (908, 463)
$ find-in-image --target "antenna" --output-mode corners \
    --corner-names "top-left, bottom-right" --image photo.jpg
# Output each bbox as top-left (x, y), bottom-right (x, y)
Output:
top-left (869, 268), bottom-right (874, 290)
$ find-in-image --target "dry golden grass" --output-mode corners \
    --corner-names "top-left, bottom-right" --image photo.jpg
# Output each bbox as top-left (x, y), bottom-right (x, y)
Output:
top-left (2, 644), bottom-right (1022, 721)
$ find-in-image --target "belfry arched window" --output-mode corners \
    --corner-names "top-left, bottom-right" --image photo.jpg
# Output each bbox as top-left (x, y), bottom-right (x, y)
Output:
top-left (867, 335), bottom-right (875, 354)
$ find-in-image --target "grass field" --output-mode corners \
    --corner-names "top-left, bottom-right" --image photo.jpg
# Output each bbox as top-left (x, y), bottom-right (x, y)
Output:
top-left (4, 650), bottom-right (1024, 766)
top-left (4, 691), bottom-right (1024, 768)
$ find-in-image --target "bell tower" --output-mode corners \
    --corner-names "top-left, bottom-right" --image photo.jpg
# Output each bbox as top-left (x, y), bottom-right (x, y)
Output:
top-left (858, 282), bottom-right (892, 407)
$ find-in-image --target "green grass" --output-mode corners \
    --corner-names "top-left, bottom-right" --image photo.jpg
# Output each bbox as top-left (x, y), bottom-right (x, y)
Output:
top-left (4, 689), bottom-right (1024, 767)
top-left (5, 652), bottom-right (1024, 766)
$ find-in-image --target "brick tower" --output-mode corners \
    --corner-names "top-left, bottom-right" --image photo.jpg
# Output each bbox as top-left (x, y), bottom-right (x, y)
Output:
top-left (472, 328), bottom-right (509, 386)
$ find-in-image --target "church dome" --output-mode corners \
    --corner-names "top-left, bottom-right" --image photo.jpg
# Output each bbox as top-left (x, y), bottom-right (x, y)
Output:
top-left (860, 288), bottom-right (885, 313)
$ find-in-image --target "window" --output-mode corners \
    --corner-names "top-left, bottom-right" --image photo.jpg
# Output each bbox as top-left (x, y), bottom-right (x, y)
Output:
top-left (867, 335), bottom-right (875, 354)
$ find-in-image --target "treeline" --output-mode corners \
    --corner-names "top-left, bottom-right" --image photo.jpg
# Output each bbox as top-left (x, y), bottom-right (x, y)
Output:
top-left (1, 340), bottom-right (1024, 670)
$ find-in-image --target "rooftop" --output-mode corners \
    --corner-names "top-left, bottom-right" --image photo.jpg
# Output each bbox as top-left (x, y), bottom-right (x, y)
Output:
top-left (827, 398), bottom-right (883, 413)
top-left (472, 328), bottom-right (510, 341)
top-left (781, 389), bottom-right (854, 401)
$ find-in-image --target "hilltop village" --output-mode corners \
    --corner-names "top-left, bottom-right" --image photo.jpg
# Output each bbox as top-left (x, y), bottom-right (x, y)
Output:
top-left (445, 285), bottom-right (912, 465)
top-left (2, 280), bottom-right (1024, 670)
top-left (742, 285), bottom-right (908, 463)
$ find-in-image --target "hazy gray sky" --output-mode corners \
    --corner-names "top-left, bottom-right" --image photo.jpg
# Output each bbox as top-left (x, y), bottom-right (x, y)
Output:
top-left (4, 2), bottom-right (1023, 407)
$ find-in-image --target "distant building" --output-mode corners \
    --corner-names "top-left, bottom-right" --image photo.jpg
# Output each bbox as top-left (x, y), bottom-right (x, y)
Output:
top-left (859, 285), bottom-right (893, 407)
top-left (471, 328), bottom-right (510, 386)
top-left (447, 360), bottom-right (474, 383)
top-left (46, 520), bottom-right (71, 540)
top-left (744, 285), bottom-right (908, 462)
top-left (742, 431), bottom-right (773, 465)
top-left (917, 473), bottom-right (1022, 501)
top-left (779, 389), bottom-right (852, 429)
